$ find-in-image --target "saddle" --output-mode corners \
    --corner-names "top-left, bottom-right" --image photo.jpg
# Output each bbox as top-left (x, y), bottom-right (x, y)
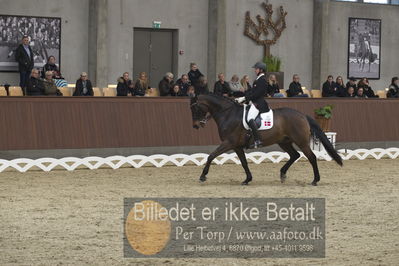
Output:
top-left (242, 104), bottom-right (274, 131)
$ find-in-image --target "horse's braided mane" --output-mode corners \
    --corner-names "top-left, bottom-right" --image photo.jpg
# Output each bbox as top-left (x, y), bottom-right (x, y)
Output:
top-left (205, 93), bottom-right (241, 108)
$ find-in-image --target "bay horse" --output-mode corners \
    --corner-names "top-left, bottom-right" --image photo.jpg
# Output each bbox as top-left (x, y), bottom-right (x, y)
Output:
top-left (190, 94), bottom-right (343, 186)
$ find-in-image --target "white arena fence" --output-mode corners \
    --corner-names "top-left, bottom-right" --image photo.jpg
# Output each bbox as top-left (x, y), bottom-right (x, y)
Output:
top-left (0, 148), bottom-right (398, 173)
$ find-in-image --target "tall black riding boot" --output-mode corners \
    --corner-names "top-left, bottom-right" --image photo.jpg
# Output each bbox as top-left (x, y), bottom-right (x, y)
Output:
top-left (248, 119), bottom-right (263, 149)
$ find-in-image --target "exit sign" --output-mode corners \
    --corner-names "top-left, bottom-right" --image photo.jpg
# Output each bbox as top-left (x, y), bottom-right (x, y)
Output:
top-left (153, 21), bottom-right (161, 29)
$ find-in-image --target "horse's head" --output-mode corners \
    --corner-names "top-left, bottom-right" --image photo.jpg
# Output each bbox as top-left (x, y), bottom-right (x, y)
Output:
top-left (190, 95), bottom-right (210, 129)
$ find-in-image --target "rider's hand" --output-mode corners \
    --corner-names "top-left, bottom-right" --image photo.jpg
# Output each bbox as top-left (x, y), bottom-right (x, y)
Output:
top-left (235, 97), bottom-right (246, 103)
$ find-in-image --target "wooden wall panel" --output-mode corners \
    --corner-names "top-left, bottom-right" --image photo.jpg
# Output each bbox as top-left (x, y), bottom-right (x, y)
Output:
top-left (0, 97), bottom-right (398, 150)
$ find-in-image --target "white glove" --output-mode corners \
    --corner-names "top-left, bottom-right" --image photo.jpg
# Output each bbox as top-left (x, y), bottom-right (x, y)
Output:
top-left (235, 96), bottom-right (246, 103)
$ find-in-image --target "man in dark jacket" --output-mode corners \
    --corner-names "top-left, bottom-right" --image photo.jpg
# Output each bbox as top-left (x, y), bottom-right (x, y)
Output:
top-left (176, 74), bottom-right (191, 96)
top-left (287, 74), bottom-right (307, 97)
top-left (26, 68), bottom-right (45, 96)
top-left (159, 72), bottom-right (174, 96)
top-left (236, 62), bottom-right (269, 149)
top-left (322, 75), bottom-right (338, 97)
top-left (116, 72), bottom-right (134, 96)
top-left (15, 36), bottom-right (34, 95)
top-left (346, 77), bottom-right (358, 93)
top-left (73, 72), bottom-right (94, 96)
top-left (188, 63), bottom-right (203, 87)
top-left (214, 73), bottom-right (232, 97)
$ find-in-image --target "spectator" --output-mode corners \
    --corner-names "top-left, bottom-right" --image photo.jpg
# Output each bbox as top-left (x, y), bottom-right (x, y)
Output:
top-left (355, 87), bottom-right (367, 98)
top-left (335, 76), bottom-right (346, 97)
top-left (358, 77), bottom-right (377, 98)
top-left (387, 77), bottom-right (399, 98)
top-left (43, 71), bottom-right (62, 96)
top-left (175, 74), bottom-right (191, 96)
top-left (26, 68), bottom-right (44, 96)
top-left (15, 35), bottom-right (34, 95)
top-left (170, 84), bottom-right (185, 97)
top-left (187, 85), bottom-right (196, 97)
top-left (116, 72), bottom-right (134, 96)
top-left (159, 72), bottom-right (174, 96)
top-left (214, 73), bottom-right (232, 97)
top-left (188, 63), bottom-right (203, 87)
top-left (240, 75), bottom-right (252, 92)
top-left (195, 76), bottom-right (209, 95)
top-left (346, 77), bottom-right (358, 93)
top-left (42, 55), bottom-right (62, 79)
top-left (73, 72), bottom-right (93, 96)
top-left (322, 75), bottom-right (338, 97)
top-left (229, 74), bottom-right (242, 95)
top-left (266, 74), bottom-right (284, 97)
top-left (287, 74), bottom-right (308, 97)
top-left (133, 72), bottom-right (149, 96)
top-left (344, 86), bottom-right (356, 97)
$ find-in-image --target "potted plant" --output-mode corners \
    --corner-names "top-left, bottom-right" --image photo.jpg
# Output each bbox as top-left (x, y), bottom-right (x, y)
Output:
top-left (314, 105), bottom-right (333, 132)
top-left (263, 55), bottom-right (284, 90)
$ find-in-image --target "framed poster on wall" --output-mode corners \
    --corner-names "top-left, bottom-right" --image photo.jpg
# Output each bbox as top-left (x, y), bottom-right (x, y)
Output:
top-left (0, 15), bottom-right (61, 72)
top-left (348, 17), bottom-right (381, 79)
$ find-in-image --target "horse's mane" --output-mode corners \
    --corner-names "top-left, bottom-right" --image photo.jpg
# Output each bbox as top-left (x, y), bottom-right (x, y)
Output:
top-left (201, 93), bottom-right (242, 108)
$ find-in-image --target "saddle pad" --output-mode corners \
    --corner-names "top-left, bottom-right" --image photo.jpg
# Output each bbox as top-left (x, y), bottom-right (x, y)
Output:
top-left (243, 104), bottom-right (274, 131)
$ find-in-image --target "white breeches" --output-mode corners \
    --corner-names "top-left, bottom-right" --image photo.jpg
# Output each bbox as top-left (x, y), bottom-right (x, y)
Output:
top-left (247, 103), bottom-right (259, 121)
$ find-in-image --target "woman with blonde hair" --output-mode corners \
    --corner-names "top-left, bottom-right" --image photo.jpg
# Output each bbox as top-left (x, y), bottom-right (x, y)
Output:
top-left (237, 75), bottom-right (251, 98)
top-left (134, 72), bottom-right (149, 96)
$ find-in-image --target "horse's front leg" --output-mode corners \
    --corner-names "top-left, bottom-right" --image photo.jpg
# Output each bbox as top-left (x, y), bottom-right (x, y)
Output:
top-left (234, 148), bottom-right (253, 185)
top-left (200, 141), bottom-right (233, 182)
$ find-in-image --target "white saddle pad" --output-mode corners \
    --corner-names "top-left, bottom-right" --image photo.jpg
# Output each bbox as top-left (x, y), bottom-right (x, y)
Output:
top-left (243, 104), bottom-right (274, 131)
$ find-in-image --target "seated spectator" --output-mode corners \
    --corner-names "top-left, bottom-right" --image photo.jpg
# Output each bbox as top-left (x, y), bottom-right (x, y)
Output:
top-left (116, 72), bottom-right (134, 96)
top-left (267, 74), bottom-right (284, 97)
top-left (187, 85), bottom-right (196, 97)
top-left (358, 77), bottom-right (378, 98)
top-left (175, 74), bottom-right (191, 96)
top-left (73, 72), bottom-right (93, 96)
top-left (355, 87), bottom-right (367, 98)
top-left (195, 76), bottom-right (209, 96)
top-left (43, 71), bottom-right (62, 96)
top-left (387, 77), bottom-right (399, 98)
top-left (188, 63), bottom-right (203, 87)
top-left (335, 76), bottom-right (346, 97)
top-left (159, 72), bottom-right (174, 96)
top-left (214, 73), bottom-right (231, 97)
top-left (133, 72), bottom-right (149, 96)
top-left (42, 55), bottom-right (62, 79)
top-left (344, 86), bottom-right (356, 97)
top-left (229, 74), bottom-right (242, 96)
top-left (287, 74), bottom-right (308, 97)
top-left (322, 75), bottom-right (338, 97)
top-left (240, 75), bottom-right (252, 92)
top-left (26, 68), bottom-right (45, 96)
top-left (346, 77), bottom-right (358, 93)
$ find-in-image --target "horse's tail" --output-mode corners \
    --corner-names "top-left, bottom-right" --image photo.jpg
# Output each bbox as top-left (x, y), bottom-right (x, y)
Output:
top-left (306, 116), bottom-right (343, 166)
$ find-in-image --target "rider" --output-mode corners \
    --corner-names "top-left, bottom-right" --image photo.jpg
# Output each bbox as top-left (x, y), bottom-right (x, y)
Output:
top-left (235, 62), bottom-right (270, 149)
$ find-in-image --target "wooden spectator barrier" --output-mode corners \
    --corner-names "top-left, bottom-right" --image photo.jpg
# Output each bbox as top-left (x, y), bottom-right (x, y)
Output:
top-left (8, 86), bottom-right (23, 96)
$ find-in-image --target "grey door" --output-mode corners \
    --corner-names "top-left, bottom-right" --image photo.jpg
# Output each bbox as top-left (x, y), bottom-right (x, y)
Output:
top-left (133, 29), bottom-right (175, 88)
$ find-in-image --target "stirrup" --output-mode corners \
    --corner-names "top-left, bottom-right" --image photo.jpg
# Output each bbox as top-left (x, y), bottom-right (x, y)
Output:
top-left (249, 140), bottom-right (263, 149)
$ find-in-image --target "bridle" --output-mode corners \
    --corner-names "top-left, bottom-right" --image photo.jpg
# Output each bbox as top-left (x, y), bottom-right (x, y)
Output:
top-left (190, 102), bottom-right (210, 125)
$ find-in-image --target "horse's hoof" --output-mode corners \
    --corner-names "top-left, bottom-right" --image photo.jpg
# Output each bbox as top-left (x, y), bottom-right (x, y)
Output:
top-left (241, 181), bottom-right (249, 186)
top-left (280, 173), bottom-right (287, 183)
top-left (199, 176), bottom-right (206, 183)
top-left (311, 181), bottom-right (318, 186)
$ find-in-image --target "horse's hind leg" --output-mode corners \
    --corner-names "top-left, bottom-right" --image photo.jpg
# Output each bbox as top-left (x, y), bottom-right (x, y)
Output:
top-left (298, 145), bottom-right (320, 186)
top-left (234, 148), bottom-right (253, 185)
top-left (199, 141), bottom-right (233, 182)
top-left (278, 142), bottom-right (300, 183)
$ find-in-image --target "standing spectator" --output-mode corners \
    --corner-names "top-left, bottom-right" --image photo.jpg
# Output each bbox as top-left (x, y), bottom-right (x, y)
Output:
top-left (159, 72), bottom-right (174, 96)
top-left (116, 72), bottom-right (134, 96)
top-left (133, 72), bottom-right (149, 96)
top-left (195, 76), bottom-right (209, 95)
top-left (73, 72), bottom-right (93, 96)
top-left (355, 87), bottom-right (367, 98)
top-left (266, 74), bottom-right (283, 97)
top-left (214, 73), bottom-right (231, 97)
top-left (358, 77), bottom-right (377, 98)
top-left (26, 68), bottom-right (44, 96)
top-left (15, 35), bottom-right (34, 95)
top-left (287, 74), bottom-right (308, 97)
top-left (175, 74), bottom-right (191, 96)
top-left (42, 55), bottom-right (62, 79)
top-left (229, 74), bottom-right (242, 95)
top-left (335, 76), bottom-right (346, 97)
top-left (322, 75), bottom-right (337, 97)
top-left (346, 77), bottom-right (358, 93)
top-left (387, 77), bottom-right (399, 98)
top-left (43, 71), bottom-right (62, 96)
top-left (188, 63), bottom-right (203, 87)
